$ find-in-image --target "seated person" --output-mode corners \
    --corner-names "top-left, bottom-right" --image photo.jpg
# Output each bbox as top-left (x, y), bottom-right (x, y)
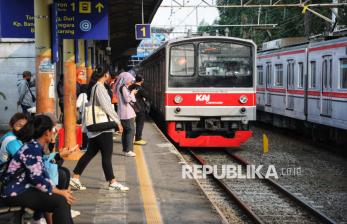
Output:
top-left (1, 115), bottom-right (74, 224)
top-left (0, 113), bottom-right (30, 167)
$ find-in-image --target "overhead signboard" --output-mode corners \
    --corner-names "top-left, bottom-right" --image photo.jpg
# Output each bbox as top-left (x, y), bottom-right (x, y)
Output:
top-left (0, 0), bottom-right (35, 38)
top-left (135, 24), bottom-right (151, 40)
top-left (0, 0), bottom-right (108, 40)
top-left (56, 0), bottom-right (109, 40)
top-left (75, 0), bottom-right (108, 39)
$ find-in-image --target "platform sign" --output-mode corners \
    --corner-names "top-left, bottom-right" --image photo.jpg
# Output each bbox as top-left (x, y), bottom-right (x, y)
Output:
top-left (55, 0), bottom-right (108, 40)
top-left (75, 0), bottom-right (108, 40)
top-left (55, 0), bottom-right (75, 39)
top-left (135, 24), bottom-right (151, 40)
top-left (0, 0), bottom-right (34, 38)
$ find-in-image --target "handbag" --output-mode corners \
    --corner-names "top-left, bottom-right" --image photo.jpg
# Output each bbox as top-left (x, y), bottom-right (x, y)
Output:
top-left (43, 153), bottom-right (59, 186)
top-left (85, 85), bottom-right (117, 132)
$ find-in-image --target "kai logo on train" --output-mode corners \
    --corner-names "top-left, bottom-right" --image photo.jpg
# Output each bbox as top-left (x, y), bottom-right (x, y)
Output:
top-left (195, 94), bottom-right (224, 105)
top-left (196, 94), bottom-right (211, 102)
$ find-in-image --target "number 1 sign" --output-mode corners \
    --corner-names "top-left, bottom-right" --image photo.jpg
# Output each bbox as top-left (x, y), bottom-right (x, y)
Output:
top-left (135, 24), bottom-right (151, 40)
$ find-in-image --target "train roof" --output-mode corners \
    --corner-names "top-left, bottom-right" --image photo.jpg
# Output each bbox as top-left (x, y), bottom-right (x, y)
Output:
top-left (258, 35), bottom-right (347, 56)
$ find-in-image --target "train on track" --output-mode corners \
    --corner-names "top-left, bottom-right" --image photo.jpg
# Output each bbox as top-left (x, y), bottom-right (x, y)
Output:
top-left (257, 36), bottom-right (347, 143)
top-left (139, 36), bottom-right (257, 147)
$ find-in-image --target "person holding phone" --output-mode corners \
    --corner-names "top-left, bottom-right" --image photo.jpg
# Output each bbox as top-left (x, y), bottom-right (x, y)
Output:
top-left (128, 74), bottom-right (149, 145)
top-left (116, 72), bottom-right (138, 157)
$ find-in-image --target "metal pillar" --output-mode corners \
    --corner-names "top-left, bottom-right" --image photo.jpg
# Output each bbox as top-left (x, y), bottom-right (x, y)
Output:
top-left (63, 39), bottom-right (82, 160)
top-left (34, 0), bottom-right (55, 114)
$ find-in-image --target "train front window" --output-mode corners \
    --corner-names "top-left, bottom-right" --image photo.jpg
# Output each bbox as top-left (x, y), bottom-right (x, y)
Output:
top-left (169, 41), bottom-right (253, 88)
top-left (198, 42), bottom-right (253, 87)
top-left (170, 44), bottom-right (195, 76)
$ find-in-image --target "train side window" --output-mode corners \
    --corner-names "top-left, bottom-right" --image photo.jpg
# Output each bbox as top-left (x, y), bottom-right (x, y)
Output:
top-left (340, 58), bottom-right (347, 89)
top-left (287, 60), bottom-right (295, 89)
top-left (275, 64), bottom-right (283, 87)
top-left (322, 56), bottom-right (332, 89)
top-left (309, 61), bottom-right (316, 88)
top-left (298, 62), bottom-right (304, 88)
top-left (257, 66), bottom-right (263, 85)
top-left (266, 63), bottom-right (272, 87)
top-left (170, 44), bottom-right (195, 76)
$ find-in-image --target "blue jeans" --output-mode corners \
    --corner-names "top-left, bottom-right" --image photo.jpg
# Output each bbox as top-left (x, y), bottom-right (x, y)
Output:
top-left (121, 118), bottom-right (135, 152)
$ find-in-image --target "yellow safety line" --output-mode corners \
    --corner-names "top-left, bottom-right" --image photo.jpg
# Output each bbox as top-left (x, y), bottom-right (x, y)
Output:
top-left (134, 145), bottom-right (163, 224)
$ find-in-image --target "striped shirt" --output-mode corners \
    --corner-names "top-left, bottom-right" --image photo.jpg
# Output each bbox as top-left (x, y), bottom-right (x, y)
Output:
top-left (86, 82), bottom-right (121, 139)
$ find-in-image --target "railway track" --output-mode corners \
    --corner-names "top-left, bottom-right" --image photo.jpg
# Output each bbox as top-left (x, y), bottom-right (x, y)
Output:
top-left (185, 148), bottom-right (337, 224)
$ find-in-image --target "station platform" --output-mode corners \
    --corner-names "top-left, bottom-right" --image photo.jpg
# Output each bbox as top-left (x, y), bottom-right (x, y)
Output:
top-left (64, 120), bottom-right (223, 224)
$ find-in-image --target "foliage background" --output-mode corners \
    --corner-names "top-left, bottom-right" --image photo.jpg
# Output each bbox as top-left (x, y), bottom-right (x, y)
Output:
top-left (198, 0), bottom-right (347, 45)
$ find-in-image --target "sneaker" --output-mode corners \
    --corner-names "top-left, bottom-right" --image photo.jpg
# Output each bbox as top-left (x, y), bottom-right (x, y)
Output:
top-left (134, 140), bottom-right (147, 145)
top-left (69, 178), bottom-right (87, 190)
top-left (71, 209), bottom-right (81, 218)
top-left (109, 182), bottom-right (129, 191)
top-left (124, 151), bottom-right (136, 157)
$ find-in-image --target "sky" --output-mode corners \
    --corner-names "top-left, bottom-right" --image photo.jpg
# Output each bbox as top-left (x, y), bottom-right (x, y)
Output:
top-left (151, 0), bottom-right (219, 38)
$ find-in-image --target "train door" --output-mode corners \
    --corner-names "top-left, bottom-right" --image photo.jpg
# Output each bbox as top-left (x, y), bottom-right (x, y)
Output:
top-left (265, 62), bottom-right (272, 106)
top-left (286, 60), bottom-right (295, 110)
top-left (321, 56), bottom-right (333, 117)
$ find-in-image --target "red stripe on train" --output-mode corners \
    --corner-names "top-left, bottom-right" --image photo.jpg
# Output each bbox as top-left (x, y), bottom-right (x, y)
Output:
top-left (166, 93), bottom-right (256, 106)
top-left (256, 89), bottom-right (347, 98)
top-left (308, 42), bottom-right (347, 52)
top-left (257, 42), bottom-right (347, 59)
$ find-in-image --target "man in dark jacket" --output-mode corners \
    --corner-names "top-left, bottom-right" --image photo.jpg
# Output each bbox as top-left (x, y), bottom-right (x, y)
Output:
top-left (129, 74), bottom-right (148, 145)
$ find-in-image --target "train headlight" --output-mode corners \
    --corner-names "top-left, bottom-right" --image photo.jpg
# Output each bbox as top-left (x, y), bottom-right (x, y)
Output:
top-left (239, 95), bottom-right (248, 104)
top-left (174, 95), bottom-right (183, 104)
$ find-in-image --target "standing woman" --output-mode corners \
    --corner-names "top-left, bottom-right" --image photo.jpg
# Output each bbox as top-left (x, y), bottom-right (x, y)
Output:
top-left (70, 66), bottom-right (128, 192)
top-left (116, 72), bottom-right (137, 157)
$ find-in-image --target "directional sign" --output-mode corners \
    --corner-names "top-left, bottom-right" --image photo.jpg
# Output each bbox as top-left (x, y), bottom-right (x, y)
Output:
top-left (55, 0), bottom-right (108, 40)
top-left (0, 0), bottom-right (108, 40)
top-left (0, 0), bottom-right (34, 38)
top-left (75, 0), bottom-right (109, 40)
top-left (135, 24), bottom-right (151, 40)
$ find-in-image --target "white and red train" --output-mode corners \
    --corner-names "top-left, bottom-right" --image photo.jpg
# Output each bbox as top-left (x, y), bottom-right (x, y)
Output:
top-left (140, 36), bottom-right (257, 147)
top-left (257, 36), bottom-right (347, 142)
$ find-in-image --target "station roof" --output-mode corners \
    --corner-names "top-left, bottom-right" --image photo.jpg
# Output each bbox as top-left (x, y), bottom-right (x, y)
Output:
top-left (109, 0), bottom-right (162, 61)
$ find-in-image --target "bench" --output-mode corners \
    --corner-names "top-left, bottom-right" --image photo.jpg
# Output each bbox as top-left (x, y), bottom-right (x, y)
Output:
top-left (0, 198), bottom-right (25, 224)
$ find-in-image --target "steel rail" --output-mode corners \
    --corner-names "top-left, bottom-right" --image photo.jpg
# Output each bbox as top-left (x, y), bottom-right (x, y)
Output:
top-left (187, 149), bottom-right (265, 224)
top-left (225, 150), bottom-right (337, 224)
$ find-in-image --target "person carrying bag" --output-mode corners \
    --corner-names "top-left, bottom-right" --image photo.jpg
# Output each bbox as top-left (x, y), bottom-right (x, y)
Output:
top-left (70, 66), bottom-right (129, 192)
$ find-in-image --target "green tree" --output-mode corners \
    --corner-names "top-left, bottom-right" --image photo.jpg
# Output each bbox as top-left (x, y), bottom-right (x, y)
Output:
top-left (205, 0), bottom-right (347, 45)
